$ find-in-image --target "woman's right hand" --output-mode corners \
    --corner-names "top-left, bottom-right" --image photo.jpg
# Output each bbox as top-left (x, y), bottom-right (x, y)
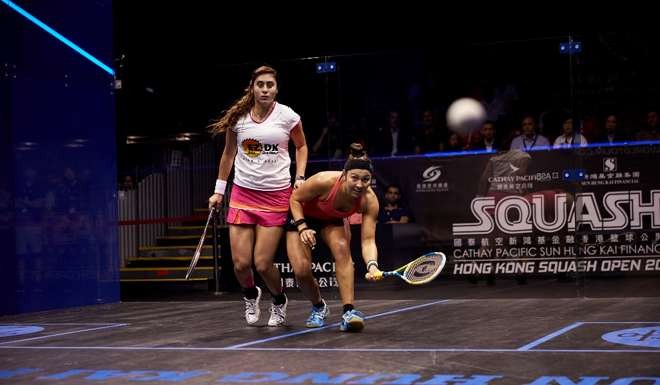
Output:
top-left (208, 193), bottom-right (224, 209)
top-left (299, 228), bottom-right (317, 249)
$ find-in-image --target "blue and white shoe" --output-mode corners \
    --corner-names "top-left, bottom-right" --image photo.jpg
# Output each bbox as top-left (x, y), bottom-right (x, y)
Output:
top-left (305, 299), bottom-right (329, 328)
top-left (339, 309), bottom-right (365, 332)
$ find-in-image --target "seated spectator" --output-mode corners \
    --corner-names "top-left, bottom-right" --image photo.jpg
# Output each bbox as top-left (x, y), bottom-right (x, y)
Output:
top-left (635, 109), bottom-right (659, 141)
top-left (553, 117), bottom-right (588, 148)
top-left (413, 110), bottom-right (443, 154)
top-left (371, 110), bottom-right (412, 156)
top-left (472, 120), bottom-right (500, 151)
top-left (378, 184), bottom-right (411, 224)
top-left (446, 133), bottom-right (464, 152)
top-left (311, 113), bottom-right (344, 159)
top-left (510, 115), bottom-right (550, 151)
top-left (596, 114), bottom-right (628, 144)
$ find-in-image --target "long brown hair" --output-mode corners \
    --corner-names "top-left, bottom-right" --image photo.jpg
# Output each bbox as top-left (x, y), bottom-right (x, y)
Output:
top-left (209, 66), bottom-right (278, 135)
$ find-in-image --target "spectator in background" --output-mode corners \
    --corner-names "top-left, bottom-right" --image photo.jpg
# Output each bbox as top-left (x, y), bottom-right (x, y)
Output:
top-left (378, 184), bottom-right (411, 224)
top-left (635, 109), bottom-right (659, 141)
top-left (597, 114), bottom-right (628, 144)
top-left (371, 110), bottom-right (411, 157)
top-left (413, 109), bottom-right (443, 154)
top-left (509, 115), bottom-right (550, 152)
top-left (311, 112), bottom-right (344, 159)
top-left (553, 116), bottom-right (588, 148)
top-left (16, 168), bottom-right (46, 288)
top-left (472, 120), bottom-right (500, 151)
top-left (446, 132), bottom-right (464, 152)
top-left (120, 175), bottom-right (135, 190)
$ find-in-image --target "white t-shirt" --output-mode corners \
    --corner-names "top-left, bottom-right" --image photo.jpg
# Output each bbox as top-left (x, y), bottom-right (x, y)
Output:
top-left (510, 134), bottom-right (550, 151)
top-left (232, 102), bottom-right (301, 190)
top-left (553, 134), bottom-right (588, 149)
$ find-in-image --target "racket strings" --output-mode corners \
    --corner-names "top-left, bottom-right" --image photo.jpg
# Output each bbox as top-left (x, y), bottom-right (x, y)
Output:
top-left (403, 253), bottom-right (443, 283)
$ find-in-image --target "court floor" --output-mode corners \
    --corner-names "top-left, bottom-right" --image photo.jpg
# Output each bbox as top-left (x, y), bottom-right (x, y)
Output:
top-left (1, 293), bottom-right (659, 385)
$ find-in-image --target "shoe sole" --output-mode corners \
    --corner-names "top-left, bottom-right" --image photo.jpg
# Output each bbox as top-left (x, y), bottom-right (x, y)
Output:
top-left (267, 314), bottom-right (287, 327)
top-left (267, 322), bottom-right (286, 327)
top-left (305, 323), bottom-right (325, 328)
top-left (341, 318), bottom-right (364, 332)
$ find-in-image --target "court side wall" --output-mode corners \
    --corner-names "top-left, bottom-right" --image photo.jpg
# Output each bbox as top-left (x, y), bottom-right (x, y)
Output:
top-left (2, 0), bottom-right (119, 315)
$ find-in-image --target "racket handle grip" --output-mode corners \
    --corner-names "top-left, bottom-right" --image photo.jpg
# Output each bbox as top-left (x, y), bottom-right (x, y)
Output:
top-left (365, 270), bottom-right (384, 281)
top-left (382, 271), bottom-right (396, 277)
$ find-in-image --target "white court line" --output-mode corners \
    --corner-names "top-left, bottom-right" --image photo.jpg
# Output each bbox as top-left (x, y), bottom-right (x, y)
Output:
top-left (581, 321), bottom-right (660, 324)
top-left (517, 321), bottom-right (660, 351)
top-left (1, 323), bottom-right (125, 326)
top-left (517, 322), bottom-right (584, 351)
top-left (0, 345), bottom-right (658, 353)
top-left (2, 316), bottom-right (656, 353)
top-left (531, 349), bottom-right (660, 353)
top-left (0, 324), bottom-right (128, 345)
top-left (225, 299), bottom-right (450, 349)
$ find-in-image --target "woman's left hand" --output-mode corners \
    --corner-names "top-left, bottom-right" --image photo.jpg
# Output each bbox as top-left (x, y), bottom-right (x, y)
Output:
top-left (293, 179), bottom-right (305, 189)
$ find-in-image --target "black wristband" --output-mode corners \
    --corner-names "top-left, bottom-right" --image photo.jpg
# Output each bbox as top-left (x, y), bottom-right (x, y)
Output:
top-left (293, 218), bottom-right (306, 227)
top-left (295, 175), bottom-right (305, 181)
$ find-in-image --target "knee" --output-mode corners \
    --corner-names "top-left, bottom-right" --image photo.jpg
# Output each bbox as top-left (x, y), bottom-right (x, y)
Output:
top-left (332, 241), bottom-right (351, 263)
top-left (254, 261), bottom-right (271, 276)
top-left (233, 259), bottom-right (252, 273)
top-left (334, 238), bottom-right (349, 252)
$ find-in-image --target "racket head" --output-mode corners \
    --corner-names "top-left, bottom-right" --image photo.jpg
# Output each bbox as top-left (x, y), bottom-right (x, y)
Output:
top-left (400, 251), bottom-right (446, 285)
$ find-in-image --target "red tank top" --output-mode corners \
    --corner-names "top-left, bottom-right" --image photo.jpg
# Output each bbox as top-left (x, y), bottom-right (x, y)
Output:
top-left (303, 176), bottom-right (363, 220)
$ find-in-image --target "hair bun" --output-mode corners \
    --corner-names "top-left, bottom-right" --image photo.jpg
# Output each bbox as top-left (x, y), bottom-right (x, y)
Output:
top-left (349, 143), bottom-right (366, 158)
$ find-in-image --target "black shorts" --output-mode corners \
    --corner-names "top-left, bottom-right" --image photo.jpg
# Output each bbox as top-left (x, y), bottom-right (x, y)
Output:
top-left (284, 212), bottom-right (344, 233)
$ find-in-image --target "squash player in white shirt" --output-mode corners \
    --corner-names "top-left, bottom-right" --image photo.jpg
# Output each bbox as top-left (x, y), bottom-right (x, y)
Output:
top-left (209, 66), bottom-right (308, 327)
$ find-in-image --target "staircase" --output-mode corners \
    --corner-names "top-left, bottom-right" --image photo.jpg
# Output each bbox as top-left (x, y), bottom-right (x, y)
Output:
top-left (120, 209), bottom-right (220, 284)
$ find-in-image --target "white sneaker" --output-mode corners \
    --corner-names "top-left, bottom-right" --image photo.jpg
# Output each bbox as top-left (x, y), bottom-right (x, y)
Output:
top-left (244, 286), bottom-right (262, 325)
top-left (267, 294), bottom-right (288, 327)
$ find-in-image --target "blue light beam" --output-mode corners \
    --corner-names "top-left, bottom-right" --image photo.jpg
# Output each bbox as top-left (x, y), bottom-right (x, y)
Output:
top-left (2, 0), bottom-right (115, 76)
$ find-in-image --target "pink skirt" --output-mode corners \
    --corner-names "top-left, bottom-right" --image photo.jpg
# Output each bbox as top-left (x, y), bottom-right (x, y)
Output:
top-left (227, 184), bottom-right (291, 226)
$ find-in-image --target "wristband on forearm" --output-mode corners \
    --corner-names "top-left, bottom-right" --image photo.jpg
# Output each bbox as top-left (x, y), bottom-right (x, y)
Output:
top-left (214, 179), bottom-right (227, 195)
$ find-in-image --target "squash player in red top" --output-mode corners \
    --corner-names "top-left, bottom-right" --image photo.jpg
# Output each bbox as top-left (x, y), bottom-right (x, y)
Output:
top-left (286, 143), bottom-right (383, 332)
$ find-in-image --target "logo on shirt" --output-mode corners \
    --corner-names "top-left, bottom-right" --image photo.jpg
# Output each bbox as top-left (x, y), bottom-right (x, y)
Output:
top-left (241, 138), bottom-right (279, 158)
